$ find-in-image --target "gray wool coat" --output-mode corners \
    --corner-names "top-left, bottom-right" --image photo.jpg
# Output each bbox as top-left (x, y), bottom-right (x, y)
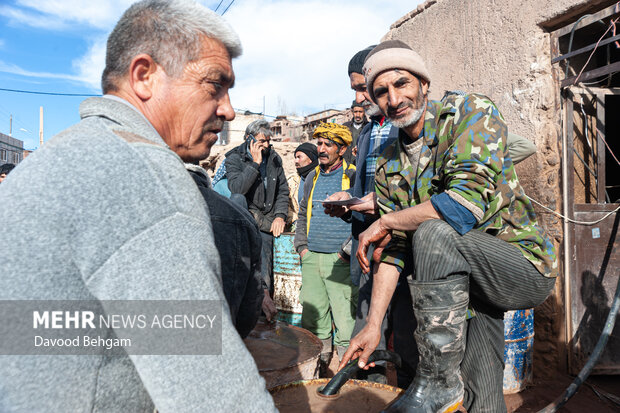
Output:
top-left (0, 96), bottom-right (276, 413)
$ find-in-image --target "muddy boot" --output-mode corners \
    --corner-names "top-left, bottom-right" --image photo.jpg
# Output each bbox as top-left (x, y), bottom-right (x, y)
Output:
top-left (319, 338), bottom-right (333, 377)
top-left (384, 275), bottom-right (468, 413)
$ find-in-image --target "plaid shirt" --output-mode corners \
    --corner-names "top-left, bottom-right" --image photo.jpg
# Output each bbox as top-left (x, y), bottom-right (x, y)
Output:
top-left (364, 117), bottom-right (394, 195)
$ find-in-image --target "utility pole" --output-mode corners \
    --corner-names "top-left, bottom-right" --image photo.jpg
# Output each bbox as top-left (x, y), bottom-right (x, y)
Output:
top-left (9, 114), bottom-right (12, 137)
top-left (39, 106), bottom-right (44, 148)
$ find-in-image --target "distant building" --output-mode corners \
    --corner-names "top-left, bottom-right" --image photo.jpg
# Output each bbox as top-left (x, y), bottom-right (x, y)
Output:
top-left (304, 108), bottom-right (340, 124)
top-left (270, 108), bottom-right (356, 143)
top-left (0, 132), bottom-right (24, 167)
top-left (301, 108), bottom-right (350, 141)
top-left (218, 110), bottom-right (265, 146)
top-left (270, 115), bottom-right (304, 142)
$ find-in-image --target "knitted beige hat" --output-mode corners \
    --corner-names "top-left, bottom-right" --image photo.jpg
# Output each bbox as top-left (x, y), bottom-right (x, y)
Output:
top-left (363, 40), bottom-right (430, 102)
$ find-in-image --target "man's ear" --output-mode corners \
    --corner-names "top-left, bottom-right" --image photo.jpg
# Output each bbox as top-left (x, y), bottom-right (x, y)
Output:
top-left (128, 54), bottom-right (161, 101)
top-left (339, 144), bottom-right (348, 157)
top-left (420, 79), bottom-right (429, 96)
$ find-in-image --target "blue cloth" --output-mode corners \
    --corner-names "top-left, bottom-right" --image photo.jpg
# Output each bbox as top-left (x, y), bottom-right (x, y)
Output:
top-left (212, 161), bottom-right (231, 197)
top-left (430, 192), bottom-right (476, 235)
top-left (212, 162), bottom-right (227, 185)
top-left (307, 168), bottom-right (351, 253)
top-left (213, 178), bottom-right (232, 197)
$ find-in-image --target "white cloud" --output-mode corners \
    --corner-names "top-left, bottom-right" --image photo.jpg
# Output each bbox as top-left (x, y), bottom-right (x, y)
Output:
top-left (2, 0), bottom-right (422, 116)
top-left (72, 37), bottom-right (107, 91)
top-left (0, 5), bottom-right (67, 30)
top-left (0, 60), bottom-right (85, 83)
top-left (1, 0), bottom-right (137, 30)
top-left (224, 0), bottom-right (420, 117)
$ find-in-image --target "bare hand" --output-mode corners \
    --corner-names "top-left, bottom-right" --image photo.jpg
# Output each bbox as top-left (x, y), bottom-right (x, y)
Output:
top-left (349, 192), bottom-right (378, 216)
top-left (300, 249), bottom-right (308, 259)
top-left (270, 217), bottom-right (285, 237)
top-left (338, 323), bottom-right (381, 371)
top-left (249, 140), bottom-right (263, 164)
top-left (262, 289), bottom-right (278, 321)
top-left (323, 191), bottom-right (351, 217)
top-left (357, 218), bottom-right (391, 274)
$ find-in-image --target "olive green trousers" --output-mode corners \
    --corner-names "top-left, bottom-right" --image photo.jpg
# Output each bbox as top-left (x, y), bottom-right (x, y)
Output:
top-left (300, 251), bottom-right (358, 347)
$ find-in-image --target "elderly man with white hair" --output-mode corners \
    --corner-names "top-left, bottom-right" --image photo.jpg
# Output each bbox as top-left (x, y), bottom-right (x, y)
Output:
top-left (0, 1), bottom-right (277, 411)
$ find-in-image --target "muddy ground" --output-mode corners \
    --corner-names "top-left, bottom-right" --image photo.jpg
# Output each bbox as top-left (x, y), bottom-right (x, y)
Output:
top-left (322, 353), bottom-right (620, 412)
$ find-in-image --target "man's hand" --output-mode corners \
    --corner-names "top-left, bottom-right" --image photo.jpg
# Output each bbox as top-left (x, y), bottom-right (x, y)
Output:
top-left (349, 192), bottom-right (378, 216)
top-left (270, 217), bottom-right (285, 237)
top-left (262, 289), bottom-right (278, 322)
top-left (357, 217), bottom-right (391, 274)
top-left (299, 249), bottom-right (308, 259)
top-left (338, 323), bottom-right (381, 371)
top-left (323, 191), bottom-right (351, 217)
top-left (249, 139), bottom-right (263, 164)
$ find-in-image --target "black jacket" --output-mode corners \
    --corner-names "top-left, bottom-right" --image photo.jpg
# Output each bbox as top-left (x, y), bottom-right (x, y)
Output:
top-left (225, 141), bottom-right (289, 233)
top-left (187, 165), bottom-right (263, 339)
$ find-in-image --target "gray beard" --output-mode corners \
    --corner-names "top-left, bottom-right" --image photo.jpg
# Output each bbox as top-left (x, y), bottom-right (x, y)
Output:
top-left (364, 102), bottom-right (381, 117)
top-left (389, 106), bottom-right (424, 128)
top-left (387, 85), bottom-right (426, 128)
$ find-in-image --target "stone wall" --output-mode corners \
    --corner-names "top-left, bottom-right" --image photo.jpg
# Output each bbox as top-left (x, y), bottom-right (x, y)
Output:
top-left (382, 0), bottom-right (615, 376)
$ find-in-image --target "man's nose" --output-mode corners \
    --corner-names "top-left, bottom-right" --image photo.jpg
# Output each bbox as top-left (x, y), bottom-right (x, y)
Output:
top-left (217, 93), bottom-right (235, 121)
top-left (355, 91), bottom-right (366, 104)
top-left (387, 87), bottom-right (401, 108)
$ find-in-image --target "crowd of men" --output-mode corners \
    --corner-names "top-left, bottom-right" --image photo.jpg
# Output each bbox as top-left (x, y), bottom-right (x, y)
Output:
top-left (0, 0), bottom-right (558, 412)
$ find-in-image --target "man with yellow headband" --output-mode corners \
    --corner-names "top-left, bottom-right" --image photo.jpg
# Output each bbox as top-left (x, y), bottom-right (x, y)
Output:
top-left (294, 122), bottom-right (359, 372)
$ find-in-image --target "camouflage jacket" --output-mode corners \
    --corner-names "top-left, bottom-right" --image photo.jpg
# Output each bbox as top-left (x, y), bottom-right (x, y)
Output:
top-left (375, 93), bottom-right (558, 278)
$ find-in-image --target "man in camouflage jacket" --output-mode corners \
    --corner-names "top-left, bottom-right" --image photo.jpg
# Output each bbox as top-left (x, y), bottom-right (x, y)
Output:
top-left (339, 41), bottom-right (557, 413)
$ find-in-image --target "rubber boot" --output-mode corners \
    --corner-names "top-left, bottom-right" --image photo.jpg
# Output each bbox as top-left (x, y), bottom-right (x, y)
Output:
top-left (384, 275), bottom-right (469, 413)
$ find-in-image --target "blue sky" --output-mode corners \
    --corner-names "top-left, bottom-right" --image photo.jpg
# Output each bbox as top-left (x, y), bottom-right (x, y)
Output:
top-left (0, 0), bottom-right (421, 150)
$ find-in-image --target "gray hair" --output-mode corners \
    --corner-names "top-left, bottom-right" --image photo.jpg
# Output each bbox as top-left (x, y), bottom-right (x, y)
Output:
top-left (102, 0), bottom-right (242, 93)
top-left (245, 119), bottom-right (273, 138)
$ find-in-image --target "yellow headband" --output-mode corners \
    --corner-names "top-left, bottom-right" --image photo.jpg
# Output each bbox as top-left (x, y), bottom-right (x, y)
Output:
top-left (312, 122), bottom-right (352, 147)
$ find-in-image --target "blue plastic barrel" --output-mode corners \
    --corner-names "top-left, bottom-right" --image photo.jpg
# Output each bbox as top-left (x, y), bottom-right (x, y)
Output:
top-left (273, 233), bottom-right (302, 327)
top-left (503, 309), bottom-right (534, 394)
